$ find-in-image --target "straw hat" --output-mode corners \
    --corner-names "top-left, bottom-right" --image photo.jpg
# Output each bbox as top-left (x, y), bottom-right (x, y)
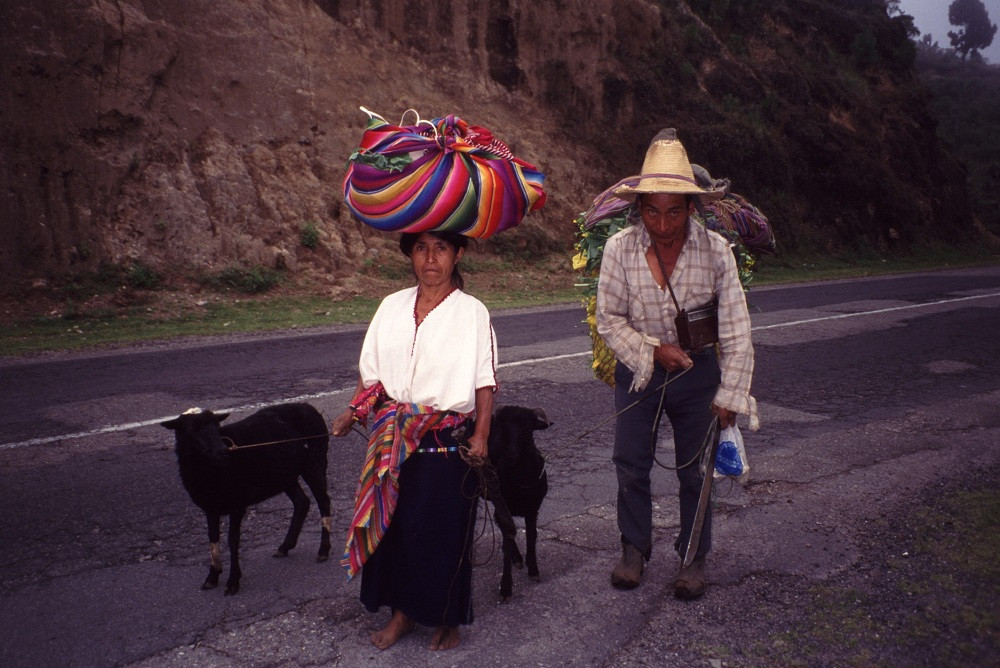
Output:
top-left (613, 129), bottom-right (724, 203)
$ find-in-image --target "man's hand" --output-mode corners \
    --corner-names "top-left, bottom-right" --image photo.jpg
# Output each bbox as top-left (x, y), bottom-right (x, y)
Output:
top-left (654, 342), bottom-right (693, 371)
top-left (712, 404), bottom-right (737, 429)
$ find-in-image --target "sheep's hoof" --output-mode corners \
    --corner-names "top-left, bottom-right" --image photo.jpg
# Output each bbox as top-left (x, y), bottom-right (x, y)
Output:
top-left (202, 566), bottom-right (222, 590)
top-left (224, 582), bottom-right (240, 595)
top-left (529, 574), bottom-right (541, 583)
top-left (316, 553), bottom-right (329, 563)
top-left (499, 594), bottom-right (512, 603)
top-left (273, 548), bottom-right (290, 558)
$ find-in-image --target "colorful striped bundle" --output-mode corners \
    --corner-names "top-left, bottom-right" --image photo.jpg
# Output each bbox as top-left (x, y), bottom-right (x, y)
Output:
top-left (340, 382), bottom-right (468, 579)
top-left (701, 193), bottom-right (776, 255)
top-left (343, 110), bottom-right (547, 239)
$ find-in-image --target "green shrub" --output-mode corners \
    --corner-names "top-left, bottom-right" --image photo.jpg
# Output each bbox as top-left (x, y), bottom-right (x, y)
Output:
top-left (126, 262), bottom-right (162, 290)
top-left (726, 31), bottom-right (747, 57)
top-left (722, 93), bottom-right (741, 114)
top-left (202, 266), bottom-right (282, 294)
top-left (683, 22), bottom-right (705, 50)
top-left (851, 27), bottom-right (879, 68)
top-left (377, 262), bottom-right (409, 280)
top-left (300, 222), bottom-right (320, 249)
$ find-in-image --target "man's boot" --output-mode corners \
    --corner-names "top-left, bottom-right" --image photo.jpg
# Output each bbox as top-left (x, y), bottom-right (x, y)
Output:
top-left (611, 543), bottom-right (644, 589)
top-left (674, 556), bottom-right (706, 599)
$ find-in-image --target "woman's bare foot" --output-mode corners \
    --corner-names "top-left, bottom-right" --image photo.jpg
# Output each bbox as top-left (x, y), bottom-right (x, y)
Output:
top-left (429, 625), bottom-right (460, 651)
top-left (370, 610), bottom-right (414, 650)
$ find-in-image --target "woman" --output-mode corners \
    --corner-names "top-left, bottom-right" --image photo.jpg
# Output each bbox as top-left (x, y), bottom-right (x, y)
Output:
top-left (331, 230), bottom-right (497, 651)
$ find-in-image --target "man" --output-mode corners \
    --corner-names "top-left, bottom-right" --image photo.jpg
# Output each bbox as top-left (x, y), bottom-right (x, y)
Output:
top-left (596, 128), bottom-right (756, 599)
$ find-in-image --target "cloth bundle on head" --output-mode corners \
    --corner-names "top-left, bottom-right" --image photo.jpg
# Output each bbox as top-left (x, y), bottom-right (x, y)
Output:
top-left (691, 164), bottom-right (776, 255)
top-left (342, 107), bottom-right (547, 239)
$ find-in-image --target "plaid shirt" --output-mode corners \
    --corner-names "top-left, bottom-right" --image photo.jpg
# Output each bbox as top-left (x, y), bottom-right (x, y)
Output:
top-left (596, 220), bottom-right (756, 418)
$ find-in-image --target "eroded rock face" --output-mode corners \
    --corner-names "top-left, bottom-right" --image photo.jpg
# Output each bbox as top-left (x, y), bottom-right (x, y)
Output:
top-left (0, 0), bottom-right (977, 293)
top-left (2, 0), bottom-right (617, 291)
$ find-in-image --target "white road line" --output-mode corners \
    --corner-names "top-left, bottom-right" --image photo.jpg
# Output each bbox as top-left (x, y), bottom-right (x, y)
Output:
top-left (751, 291), bottom-right (999, 331)
top-left (3, 291), bottom-right (997, 451)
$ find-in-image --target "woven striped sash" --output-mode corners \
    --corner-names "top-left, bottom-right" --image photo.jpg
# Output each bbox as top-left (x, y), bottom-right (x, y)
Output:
top-left (340, 382), bottom-right (467, 578)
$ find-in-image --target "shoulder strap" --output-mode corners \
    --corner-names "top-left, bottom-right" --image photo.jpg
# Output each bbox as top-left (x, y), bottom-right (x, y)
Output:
top-left (650, 241), bottom-right (683, 313)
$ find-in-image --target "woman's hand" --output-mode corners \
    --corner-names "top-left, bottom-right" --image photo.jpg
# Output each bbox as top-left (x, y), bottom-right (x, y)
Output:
top-left (654, 342), bottom-right (693, 371)
top-left (466, 385), bottom-right (494, 461)
top-left (330, 408), bottom-right (356, 437)
top-left (465, 432), bottom-right (489, 459)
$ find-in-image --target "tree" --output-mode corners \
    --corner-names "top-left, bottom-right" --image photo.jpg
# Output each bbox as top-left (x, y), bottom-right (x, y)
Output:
top-left (947, 0), bottom-right (997, 61)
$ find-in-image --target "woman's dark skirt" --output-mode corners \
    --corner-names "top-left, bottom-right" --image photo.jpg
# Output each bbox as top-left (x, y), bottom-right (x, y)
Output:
top-left (360, 426), bottom-right (480, 627)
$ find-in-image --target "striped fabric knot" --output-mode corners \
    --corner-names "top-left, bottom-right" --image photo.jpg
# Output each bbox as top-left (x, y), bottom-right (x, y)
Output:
top-left (341, 382), bottom-right (468, 579)
top-left (343, 112), bottom-right (546, 239)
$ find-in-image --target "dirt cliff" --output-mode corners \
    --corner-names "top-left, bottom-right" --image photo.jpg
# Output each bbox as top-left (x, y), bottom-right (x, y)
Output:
top-left (0, 0), bottom-right (975, 297)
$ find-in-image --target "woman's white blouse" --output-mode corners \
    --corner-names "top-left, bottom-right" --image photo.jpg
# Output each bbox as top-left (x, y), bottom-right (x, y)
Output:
top-left (358, 287), bottom-right (498, 414)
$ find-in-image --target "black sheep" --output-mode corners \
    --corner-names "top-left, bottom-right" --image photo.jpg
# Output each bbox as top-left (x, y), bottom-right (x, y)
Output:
top-left (161, 402), bottom-right (331, 595)
top-left (484, 405), bottom-right (551, 601)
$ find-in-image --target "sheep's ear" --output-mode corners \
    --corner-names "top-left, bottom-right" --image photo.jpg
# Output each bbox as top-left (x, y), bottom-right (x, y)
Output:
top-left (160, 418), bottom-right (180, 430)
top-left (532, 408), bottom-right (551, 430)
top-left (215, 412), bottom-right (230, 423)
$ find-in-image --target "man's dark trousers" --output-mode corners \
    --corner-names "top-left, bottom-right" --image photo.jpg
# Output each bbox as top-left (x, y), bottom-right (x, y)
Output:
top-left (612, 350), bottom-right (720, 560)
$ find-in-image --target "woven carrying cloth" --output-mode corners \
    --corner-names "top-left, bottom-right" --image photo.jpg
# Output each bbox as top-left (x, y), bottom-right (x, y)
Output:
top-left (343, 110), bottom-right (547, 239)
top-left (340, 382), bottom-right (468, 579)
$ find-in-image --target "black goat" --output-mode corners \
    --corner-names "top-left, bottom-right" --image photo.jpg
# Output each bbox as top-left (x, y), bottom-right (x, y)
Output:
top-left (481, 405), bottom-right (551, 601)
top-left (161, 403), bottom-right (331, 595)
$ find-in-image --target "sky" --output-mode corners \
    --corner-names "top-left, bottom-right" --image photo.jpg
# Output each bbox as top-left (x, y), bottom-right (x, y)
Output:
top-left (896, 0), bottom-right (1000, 63)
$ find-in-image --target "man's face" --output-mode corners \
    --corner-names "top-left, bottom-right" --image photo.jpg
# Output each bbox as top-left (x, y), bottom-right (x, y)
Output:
top-left (639, 193), bottom-right (692, 245)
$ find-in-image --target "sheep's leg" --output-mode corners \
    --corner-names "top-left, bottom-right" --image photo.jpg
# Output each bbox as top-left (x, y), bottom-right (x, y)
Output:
top-left (500, 552), bottom-right (514, 602)
top-left (493, 506), bottom-right (523, 568)
top-left (302, 470), bottom-right (332, 562)
top-left (318, 516), bottom-right (332, 562)
top-left (274, 481), bottom-right (309, 557)
top-left (202, 514), bottom-right (223, 590)
top-left (493, 504), bottom-right (519, 602)
top-left (525, 511), bottom-right (541, 582)
top-left (224, 508), bottom-right (245, 595)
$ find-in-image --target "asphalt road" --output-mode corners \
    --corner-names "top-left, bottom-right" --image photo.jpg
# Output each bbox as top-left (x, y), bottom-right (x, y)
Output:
top-left (1, 266), bottom-right (999, 666)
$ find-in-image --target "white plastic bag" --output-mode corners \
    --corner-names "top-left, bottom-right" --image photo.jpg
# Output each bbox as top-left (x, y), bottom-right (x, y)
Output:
top-left (714, 425), bottom-right (749, 479)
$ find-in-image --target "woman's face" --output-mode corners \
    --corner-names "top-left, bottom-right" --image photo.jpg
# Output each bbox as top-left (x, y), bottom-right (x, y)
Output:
top-left (410, 233), bottom-right (464, 289)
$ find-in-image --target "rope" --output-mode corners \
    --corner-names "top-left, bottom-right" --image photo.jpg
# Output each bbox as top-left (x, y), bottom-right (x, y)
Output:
top-left (442, 444), bottom-right (503, 624)
top-left (538, 365), bottom-right (693, 469)
top-left (649, 377), bottom-right (716, 472)
top-left (221, 422), bottom-right (370, 452)
top-left (221, 432), bottom-right (331, 452)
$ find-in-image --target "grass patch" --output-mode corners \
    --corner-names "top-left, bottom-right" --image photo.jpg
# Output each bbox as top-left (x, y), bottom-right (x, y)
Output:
top-left (0, 295), bottom-right (383, 357)
top-left (2, 246), bottom-right (997, 357)
top-left (753, 475), bottom-right (1000, 666)
top-left (752, 244), bottom-right (1000, 285)
top-left (200, 266), bottom-right (283, 294)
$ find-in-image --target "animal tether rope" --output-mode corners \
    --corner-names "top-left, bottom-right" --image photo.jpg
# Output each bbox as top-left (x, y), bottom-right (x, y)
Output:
top-left (539, 365), bottom-right (705, 472)
top-left (220, 419), bottom-right (368, 452)
top-left (221, 433), bottom-right (336, 451)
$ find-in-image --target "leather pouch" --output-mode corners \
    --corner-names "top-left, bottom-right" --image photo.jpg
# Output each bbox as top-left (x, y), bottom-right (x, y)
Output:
top-left (674, 299), bottom-right (719, 351)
